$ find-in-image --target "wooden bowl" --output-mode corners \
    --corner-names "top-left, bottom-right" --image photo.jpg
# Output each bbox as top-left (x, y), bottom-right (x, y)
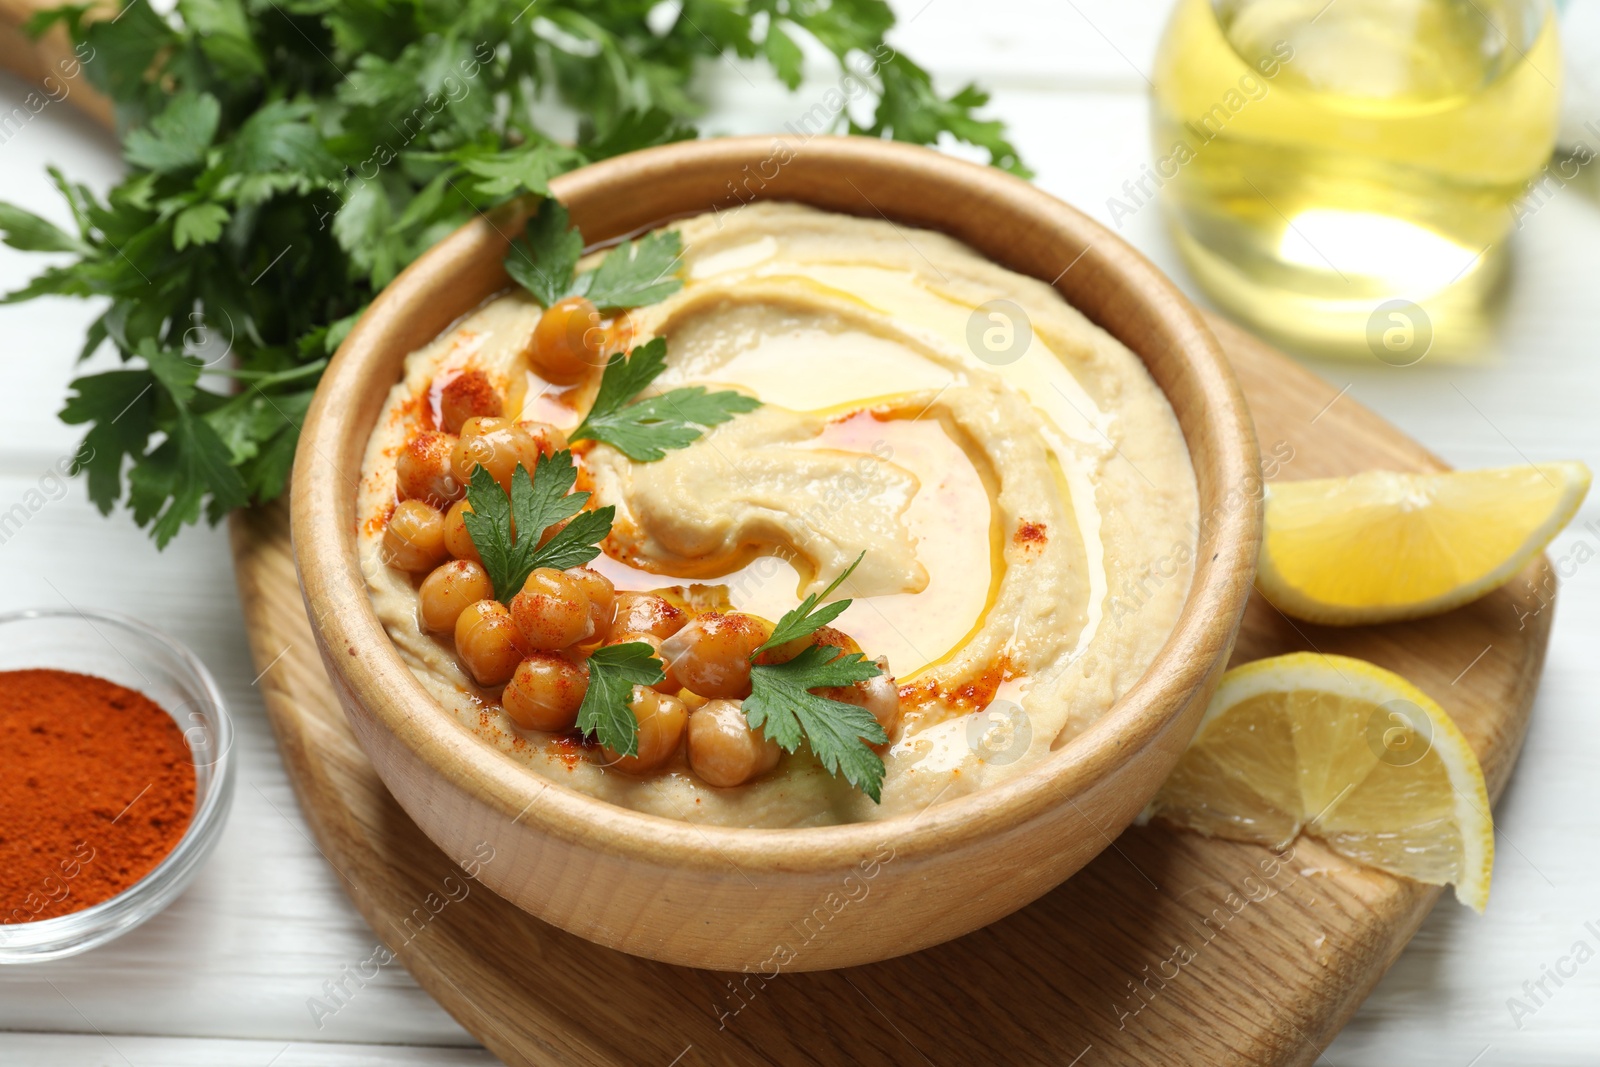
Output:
top-left (292, 136), bottom-right (1261, 971)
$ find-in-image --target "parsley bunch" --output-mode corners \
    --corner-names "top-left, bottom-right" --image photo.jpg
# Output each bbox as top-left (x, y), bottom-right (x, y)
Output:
top-left (0, 0), bottom-right (1023, 547)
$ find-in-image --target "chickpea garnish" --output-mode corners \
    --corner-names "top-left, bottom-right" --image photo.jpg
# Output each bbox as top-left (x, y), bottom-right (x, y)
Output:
top-left (612, 591), bottom-right (689, 640)
top-left (762, 623), bottom-right (861, 665)
top-left (382, 500), bottom-right (448, 572)
top-left (660, 612), bottom-right (773, 700)
top-left (439, 369), bottom-right (503, 435)
top-left (564, 566), bottom-right (616, 641)
top-left (605, 630), bottom-right (680, 693)
top-left (395, 430), bottom-right (462, 507)
top-left (450, 417), bottom-right (546, 492)
top-left (528, 296), bottom-right (605, 384)
top-left (453, 599), bottom-right (523, 687)
top-left (418, 559), bottom-right (493, 633)
top-left (510, 567), bottom-right (594, 651)
top-left (442, 499), bottom-right (481, 563)
top-left (602, 686), bottom-right (688, 774)
top-left (686, 699), bottom-right (781, 788)
top-left (503, 653), bottom-right (589, 732)
top-left (819, 664), bottom-right (902, 740)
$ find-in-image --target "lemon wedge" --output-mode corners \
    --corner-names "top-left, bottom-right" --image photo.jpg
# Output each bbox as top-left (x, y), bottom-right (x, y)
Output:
top-left (1145, 653), bottom-right (1494, 911)
top-left (1256, 462), bottom-right (1590, 625)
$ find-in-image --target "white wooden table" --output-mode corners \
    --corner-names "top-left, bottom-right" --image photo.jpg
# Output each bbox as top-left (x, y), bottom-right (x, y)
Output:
top-left (2, 3), bottom-right (1597, 1063)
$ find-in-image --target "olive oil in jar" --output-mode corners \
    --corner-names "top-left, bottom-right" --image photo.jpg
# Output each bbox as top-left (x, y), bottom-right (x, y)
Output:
top-left (1150, 0), bottom-right (1562, 359)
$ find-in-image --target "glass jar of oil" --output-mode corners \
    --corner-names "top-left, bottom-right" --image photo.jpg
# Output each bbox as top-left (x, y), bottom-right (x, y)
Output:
top-left (1150, 0), bottom-right (1562, 360)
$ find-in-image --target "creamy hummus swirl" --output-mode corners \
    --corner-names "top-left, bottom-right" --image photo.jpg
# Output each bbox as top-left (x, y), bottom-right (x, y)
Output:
top-left (359, 202), bottom-right (1197, 827)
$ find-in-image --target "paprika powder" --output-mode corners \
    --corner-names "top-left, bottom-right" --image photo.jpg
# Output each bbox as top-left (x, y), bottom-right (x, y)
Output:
top-left (1, 668), bottom-right (195, 923)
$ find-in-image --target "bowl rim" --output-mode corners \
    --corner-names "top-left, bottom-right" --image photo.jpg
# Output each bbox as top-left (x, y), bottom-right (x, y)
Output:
top-left (293, 135), bottom-right (1260, 874)
top-left (0, 606), bottom-right (236, 962)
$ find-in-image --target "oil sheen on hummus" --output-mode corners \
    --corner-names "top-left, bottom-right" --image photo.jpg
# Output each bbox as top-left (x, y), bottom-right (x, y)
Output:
top-left (359, 202), bottom-right (1198, 828)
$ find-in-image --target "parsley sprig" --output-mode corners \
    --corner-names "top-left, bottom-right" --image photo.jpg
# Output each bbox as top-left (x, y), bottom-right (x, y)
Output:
top-left (570, 338), bottom-right (761, 462)
top-left (461, 451), bottom-right (613, 603)
top-left (2, 0), bottom-right (1023, 548)
top-left (745, 555), bottom-right (891, 802)
top-left (577, 643), bottom-right (665, 758)
top-left (505, 201), bottom-right (685, 311)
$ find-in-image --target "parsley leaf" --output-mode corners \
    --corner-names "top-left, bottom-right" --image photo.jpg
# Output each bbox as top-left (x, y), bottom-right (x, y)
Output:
top-left (460, 451), bottom-right (612, 602)
top-left (579, 230), bottom-right (685, 309)
top-left (504, 202), bottom-right (584, 308)
top-left (576, 642), bottom-right (666, 757)
top-left (3, 0), bottom-right (1021, 545)
top-left (746, 647), bottom-right (889, 802)
top-left (503, 199), bottom-right (687, 311)
top-left (571, 338), bottom-right (760, 462)
top-left (754, 553), bottom-right (866, 657)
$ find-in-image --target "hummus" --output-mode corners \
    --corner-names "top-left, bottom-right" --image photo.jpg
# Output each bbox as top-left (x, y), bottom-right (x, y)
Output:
top-left (358, 202), bottom-right (1198, 828)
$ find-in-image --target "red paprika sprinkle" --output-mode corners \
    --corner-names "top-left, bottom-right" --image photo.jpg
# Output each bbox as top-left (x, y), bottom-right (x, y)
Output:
top-left (0, 669), bottom-right (196, 923)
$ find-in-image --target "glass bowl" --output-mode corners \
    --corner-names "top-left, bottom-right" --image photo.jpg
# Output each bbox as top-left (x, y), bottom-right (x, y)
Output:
top-left (0, 608), bottom-right (235, 963)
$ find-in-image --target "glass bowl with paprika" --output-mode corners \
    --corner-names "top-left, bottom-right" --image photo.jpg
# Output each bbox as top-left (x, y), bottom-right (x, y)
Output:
top-left (0, 608), bottom-right (234, 963)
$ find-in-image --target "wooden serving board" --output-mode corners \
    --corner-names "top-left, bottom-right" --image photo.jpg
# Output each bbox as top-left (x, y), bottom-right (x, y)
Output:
top-left (229, 314), bottom-right (1554, 1067)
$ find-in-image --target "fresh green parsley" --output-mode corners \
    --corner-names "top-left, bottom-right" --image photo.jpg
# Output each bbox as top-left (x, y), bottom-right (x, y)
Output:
top-left (576, 642), bottom-right (666, 758)
top-left (746, 647), bottom-right (888, 802)
top-left (570, 338), bottom-right (760, 462)
top-left (3, 0), bottom-right (1022, 546)
top-left (461, 451), bottom-right (614, 604)
top-left (744, 554), bottom-right (890, 802)
top-left (752, 553), bottom-right (865, 657)
top-left (505, 201), bottom-right (685, 311)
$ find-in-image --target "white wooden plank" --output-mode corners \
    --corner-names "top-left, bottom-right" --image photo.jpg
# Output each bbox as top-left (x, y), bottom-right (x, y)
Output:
top-left (0, 1033), bottom-right (497, 1066)
top-left (0, 0), bottom-right (1597, 1062)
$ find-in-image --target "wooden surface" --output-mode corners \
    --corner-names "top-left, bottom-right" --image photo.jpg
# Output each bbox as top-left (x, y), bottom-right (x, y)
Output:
top-left (291, 136), bottom-right (1262, 973)
top-left (225, 311), bottom-right (1550, 1067)
top-left (2, 2), bottom-right (1598, 1063)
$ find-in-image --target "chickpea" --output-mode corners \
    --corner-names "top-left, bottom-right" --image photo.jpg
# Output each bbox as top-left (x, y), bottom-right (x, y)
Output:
top-left (660, 612), bottom-right (772, 700)
top-left (396, 431), bottom-right (463, 507)
top-left (439, 369), bottom-right (503, 435)
top-left (763, 622), bottom-right (862, 665)
top-left (687, 699), bottom-right (781, 788)
top-left (606, 630), bottom-right (680, 693)
top-left (382, 500), bottom-right (448, 572)
top-left (450, 417), bottom-right (545, 492)
top-left (418, 560), bottom-right (494, 633)
top-left (528, 296), bottom-right (605, 384)
top-left (602, 686), bottom-right (688, 774)
top-left (820, 665), bottom-right (902, 740)
top-left (442, 499), bottom-right (481, 563)
top-left (502, 653), bottom-right (589, 732)
top-left (613, 591), bottom-right (689, 640)
top-left (454, 599), bottom-right (524, 687)
top-left (565, 567), bottom-right (616, 640)
top-left (599, 314), bottom-right (635, 359)
top-left (509, 567), bottom-right (593, 651)
top-left (519, 420), bottom-right (569, 457)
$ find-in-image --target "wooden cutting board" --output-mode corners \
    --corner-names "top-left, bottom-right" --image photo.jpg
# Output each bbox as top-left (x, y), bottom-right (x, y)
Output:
top-left (227, 314), bottom-right (1554, 1066)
